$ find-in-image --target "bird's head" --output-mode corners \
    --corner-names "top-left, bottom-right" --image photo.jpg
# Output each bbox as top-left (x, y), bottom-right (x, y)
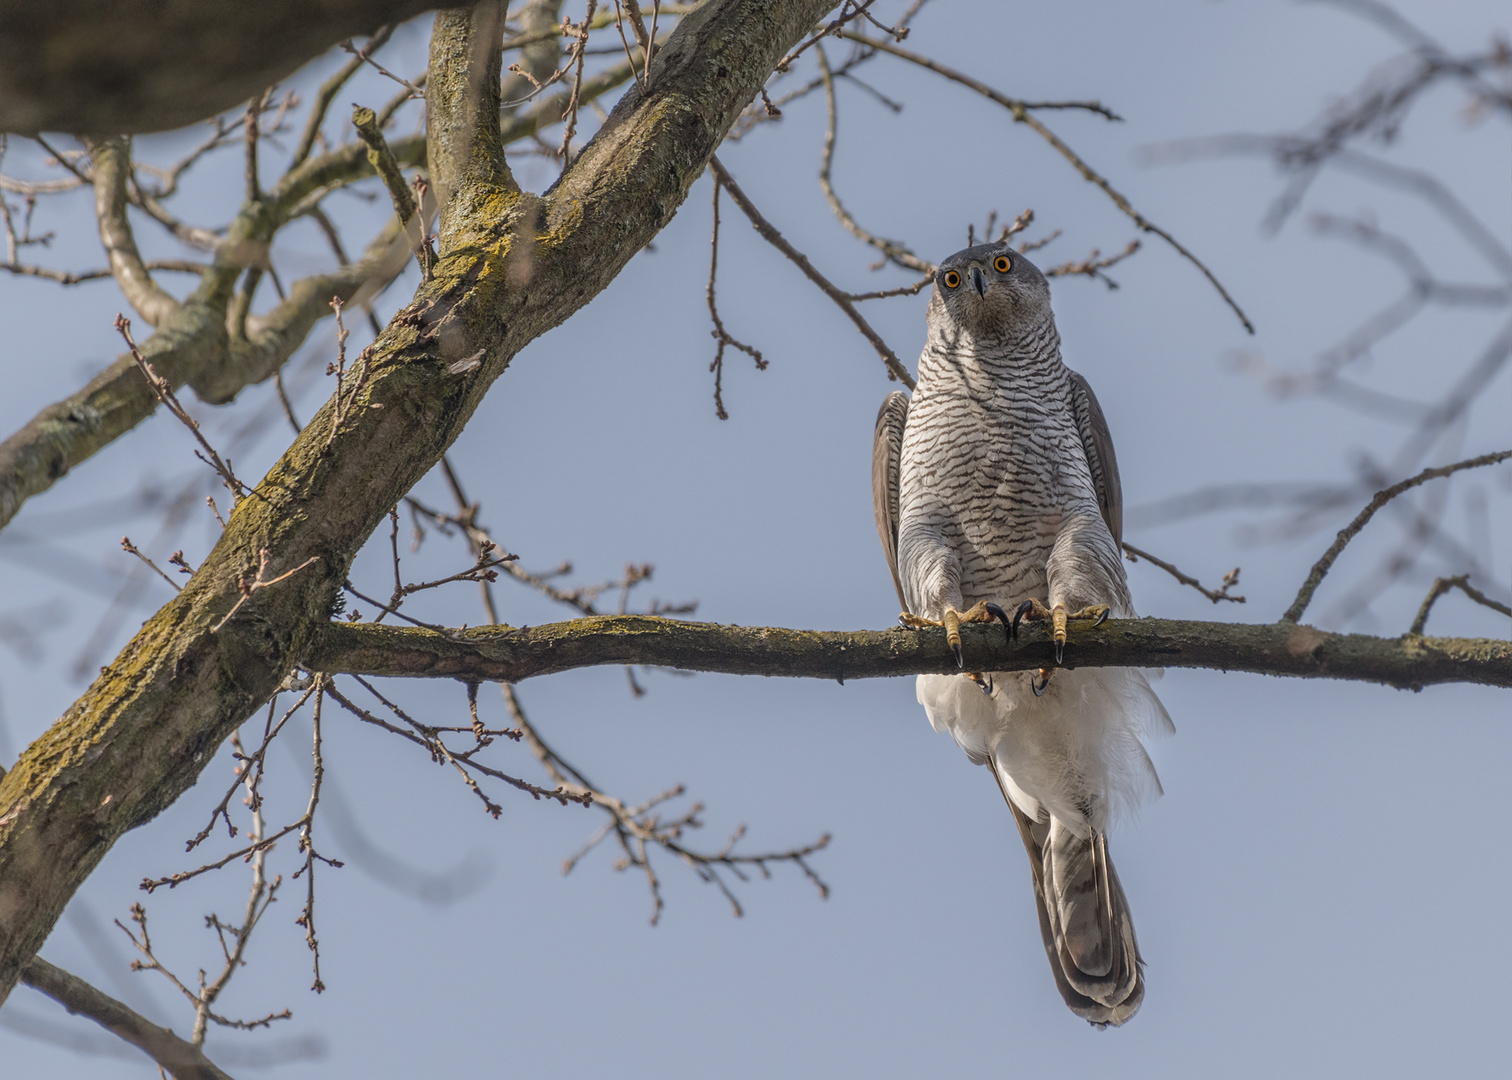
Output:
top-left (927, 242), bottom-right (1052, 342)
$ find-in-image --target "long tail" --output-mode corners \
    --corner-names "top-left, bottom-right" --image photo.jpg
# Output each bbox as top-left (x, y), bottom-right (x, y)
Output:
top-left (991, 765), bottom-right (1145, 1027)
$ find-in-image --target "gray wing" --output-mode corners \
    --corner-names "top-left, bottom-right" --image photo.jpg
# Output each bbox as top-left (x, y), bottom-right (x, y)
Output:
top-left (1067, 370), bottom-right (1123, 548)
top-left (871, 391), bottom-right (910, 611)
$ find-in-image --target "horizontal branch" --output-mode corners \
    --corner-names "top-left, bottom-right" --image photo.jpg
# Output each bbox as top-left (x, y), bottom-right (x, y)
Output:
top-left (304, 615), bottom-right (1512, 691)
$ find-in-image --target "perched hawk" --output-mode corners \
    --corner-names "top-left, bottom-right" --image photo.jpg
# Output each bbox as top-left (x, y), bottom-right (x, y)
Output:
top-left (872, 242), bottom-right (1172, 1026)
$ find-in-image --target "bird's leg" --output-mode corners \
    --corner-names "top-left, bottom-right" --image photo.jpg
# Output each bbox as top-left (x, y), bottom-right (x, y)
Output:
top-left (1011, 599), bottom-right (1111, 664)
top-left (899, 601), bottom-right (1000, 668)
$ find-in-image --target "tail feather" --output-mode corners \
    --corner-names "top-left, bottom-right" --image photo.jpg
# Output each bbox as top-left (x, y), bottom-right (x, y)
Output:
top-left (994, 765), bottom-right (1144, 1027)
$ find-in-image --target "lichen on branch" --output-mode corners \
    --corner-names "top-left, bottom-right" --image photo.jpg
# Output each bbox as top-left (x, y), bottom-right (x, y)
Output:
top-left (304, 614), bottom-right (1512, 692)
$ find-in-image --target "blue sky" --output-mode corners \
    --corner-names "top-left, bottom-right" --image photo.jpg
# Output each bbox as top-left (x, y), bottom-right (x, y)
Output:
top-left (2, 1), bottom-right (1509, 1076)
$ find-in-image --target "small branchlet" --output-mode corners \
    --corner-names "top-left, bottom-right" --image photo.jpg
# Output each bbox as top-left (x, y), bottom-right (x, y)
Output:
top-left (120, 536), bottom-right (181, 592)
top-left (210, 548), bottom-right (321, 634)
top-left (558, 2), bottom-right (599, 161)
top-left (706, 178), bottom-right (766, 419)
top-left (1044, 238), bottom-right (1142, 289)
top-left (508, 685), bottom-right (830, 925)
top-left (117, 314), bottom-right (253, 503)
top-left (1409, 574), bottom-right (1512, 636)
top-left (1123, 543), bottom-right (1245, 604)
top-left (351, 104), bottom-right (432, 278)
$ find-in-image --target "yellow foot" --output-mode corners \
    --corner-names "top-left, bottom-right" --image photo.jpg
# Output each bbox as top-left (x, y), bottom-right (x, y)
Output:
top-left (1011, 600), bottom-right (1111, 664)
top-left (900, 602), bottom-right (1011, 668)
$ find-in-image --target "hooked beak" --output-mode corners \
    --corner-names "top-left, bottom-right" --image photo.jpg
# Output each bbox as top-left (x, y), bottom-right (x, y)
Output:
top-left (970, 266), bottom-right (987, 297)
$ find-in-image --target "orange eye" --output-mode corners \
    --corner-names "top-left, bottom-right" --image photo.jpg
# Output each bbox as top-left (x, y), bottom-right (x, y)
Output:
top-left (994, 255), bottom-right (1011, 273)
top-left (943, 270), bottom-right (961, 289)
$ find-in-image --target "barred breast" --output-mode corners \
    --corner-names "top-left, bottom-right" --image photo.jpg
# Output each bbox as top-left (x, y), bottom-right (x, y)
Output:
top-left (895, 319), bottom-right (1122, 621)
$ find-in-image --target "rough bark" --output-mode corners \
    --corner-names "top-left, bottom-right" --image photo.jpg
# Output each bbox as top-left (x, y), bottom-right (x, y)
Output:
top-left (0, 0), bottom-right (839, 1007)
top-left (304, 616), bottom-right (1512, 691)
top-left (0, 0), bottom-right (441, 135)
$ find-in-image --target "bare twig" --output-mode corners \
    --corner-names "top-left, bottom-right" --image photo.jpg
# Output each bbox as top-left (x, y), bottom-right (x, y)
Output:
top-left (709, 155), bottom-right (914, 387)
top-left (505, 683), bottom-right (829, 924)
top-left (186, 685), bottom-right (321, 853)
top-left (1282, 449), bottom-right (1512, 624)
top-left (339, 39), bottom-right (425, 99)
top-left (706, 179), bottom-right (766, 418)
top-left (115, 315), bottom-right (251, 501)
top-left (325, 679), bottom-right (592, 808)
top-left (777, 0), bottom-right (897, 75)
top-left (190, 735), bottom-right (286, 1044)
top-left (842, 31), bottom-right (1254, 333)
top-left (209, 549), bottom-right (322, 634)
top-left (816, 45), bottom-right (932, 274)
top-left (292, 26), bottom-right (396, 169)
top-left (0, 259), bottom-right (205, 285)
top-left (243, 87), bottom-right (275, 203)
top-left (844, 274), bottom-right (933, 301)
top-left (293, 679), bottom-right (333, 992)
top-left (1409, 574), bottom-right (1512, 636)
top-left (1122, 543), bottom-right (1244, 604)
top-left (120, 536), bottom-right (181, 593)
top-left (1043, 238), bottom-right (1142, 288)
top-left (558, 2), bottom-right (600, 160)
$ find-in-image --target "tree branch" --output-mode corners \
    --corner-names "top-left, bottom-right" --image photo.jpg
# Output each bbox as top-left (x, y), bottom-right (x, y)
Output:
top-left (0, 0), bottom-right (842, 1007)
top-left (708, 154), bottom-right (914, 387)
top-left (302, 614), bottom-right (1512, 691)
top-left (841, 30), bottom-right (1254, 334)
top-left (85, 136), bottom-right (181, 327)
top-left (0, 135), bottom-right (430, 533)
top-left (427, 1), bottom-right (516, 217)
top-left (0, 34), bottom-right (654, 536)
top-left (20, 956), bottom-right (236, 1080)
top-left (0, 0), bottom-right (441, 135)
top-left (1282, 448), bottom-right (1512, 623)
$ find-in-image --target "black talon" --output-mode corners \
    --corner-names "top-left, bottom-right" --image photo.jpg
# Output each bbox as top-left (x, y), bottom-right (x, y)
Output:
top-left (1031, 671), bottom-right (1050, 696)
top-left (978, 675), bottom-right (994, 696)
top-left (1011, 599), bottom-right (1037, 641)
top-left (984, 602), bottom-right (1012, 644)
top-left (950, 639), bottom-right (964, 669)
top-left (1055, 638), bottom-right (1064, 665)
top-left (1094, 608), bottom-right (1110, 628)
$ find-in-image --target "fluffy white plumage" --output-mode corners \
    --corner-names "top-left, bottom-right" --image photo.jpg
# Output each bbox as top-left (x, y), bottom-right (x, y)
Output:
top-left (916, 666), bottom-right (1171, 837)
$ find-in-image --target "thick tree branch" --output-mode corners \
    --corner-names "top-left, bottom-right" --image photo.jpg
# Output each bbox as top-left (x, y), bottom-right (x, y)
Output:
top-left (0, 268), bottom-right (236, 532)
top-left (0, 0), bottom-right (841, 1007)
top-left (303, 615), bottom-right (1512, 691)
top-left (20, 956), bottom-right (236, 1080)
top-left (0, 0), bottom-right (441, 135)
top-left (427, 2), bottom-right (516, 216)
top-left (85, 136), bottom-right (181, 328)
